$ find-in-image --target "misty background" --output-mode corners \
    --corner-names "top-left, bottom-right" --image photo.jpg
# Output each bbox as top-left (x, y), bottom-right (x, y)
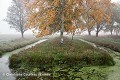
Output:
top-left (0, 0), bottom-right (32, 35)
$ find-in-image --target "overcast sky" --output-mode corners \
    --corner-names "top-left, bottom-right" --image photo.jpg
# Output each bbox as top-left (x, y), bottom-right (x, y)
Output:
top-left (0, 0), bottom-right (13, 34)
top-left (0, 0), bottom-right (119, 34)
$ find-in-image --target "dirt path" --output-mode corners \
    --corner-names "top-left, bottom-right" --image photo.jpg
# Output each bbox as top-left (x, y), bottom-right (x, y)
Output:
top-left (76, 38), bottom-right (120, 80)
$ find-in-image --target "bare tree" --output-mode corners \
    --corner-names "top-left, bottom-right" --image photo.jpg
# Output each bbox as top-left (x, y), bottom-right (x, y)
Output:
top-left (5, 0), bottom-right (26, 38)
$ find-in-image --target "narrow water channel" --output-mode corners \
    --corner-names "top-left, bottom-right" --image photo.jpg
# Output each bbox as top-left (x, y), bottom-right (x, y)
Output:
top-left (77, 38), bottom-right (120, 80)
top-left (0, 39), bottom-right (47, 80)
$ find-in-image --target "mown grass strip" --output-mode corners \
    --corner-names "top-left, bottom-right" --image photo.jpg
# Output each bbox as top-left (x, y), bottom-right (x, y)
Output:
top-left (78, 36), bottom-right (120, 52)
top-left (0, 38), bottom-right (42, 56)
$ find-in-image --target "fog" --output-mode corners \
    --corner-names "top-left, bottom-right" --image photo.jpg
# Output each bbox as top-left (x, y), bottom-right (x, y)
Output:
top-left (0, 0), bottom-right (119, 34)
top-left (0, 0), bottom-right (32, 34)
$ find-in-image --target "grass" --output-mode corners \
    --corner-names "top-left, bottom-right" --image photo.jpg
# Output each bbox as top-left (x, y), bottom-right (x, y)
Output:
top-left (74, 35), bottom-right (120, 80)
top-left (9, 37), bottom-right (115, 80)
top-left (0, 38), bottom-right (41, 56)
top-left (78, 35), bottom-right (120, 52)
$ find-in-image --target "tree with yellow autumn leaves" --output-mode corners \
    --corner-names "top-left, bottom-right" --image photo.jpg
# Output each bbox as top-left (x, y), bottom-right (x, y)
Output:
top-left (24, 0), bottom-right (114, 43)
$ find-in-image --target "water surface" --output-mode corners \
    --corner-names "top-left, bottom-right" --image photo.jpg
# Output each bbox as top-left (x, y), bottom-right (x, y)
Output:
top-left (0, 39), bottom-right (47, 80)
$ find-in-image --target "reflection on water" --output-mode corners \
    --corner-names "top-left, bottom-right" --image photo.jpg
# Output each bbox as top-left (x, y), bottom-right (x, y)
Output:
top-left (0, 39), bottom-right (47, 80)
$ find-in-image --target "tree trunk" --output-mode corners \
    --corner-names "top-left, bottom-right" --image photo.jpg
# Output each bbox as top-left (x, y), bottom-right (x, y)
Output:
top-left (60, 19), bottom-right (64, 45)
top-left (60, 0), bottom-right (64, 46)
top-left (72, 32), bottom-right (75, 40)
top-left (20, 25), bottom-right (24, 38)
top-left (88, 29), bottom-right (91, 36)
top-left (110, 31), bottom-right (113, 35)
top-left (96, 31), bottom-right (99, 37)
top-left (21, 31), bottom-right (24, 38)
top-left (96, 25), bottom-right (99, 37)
top-left (60, 30), bottom-right (63, 45)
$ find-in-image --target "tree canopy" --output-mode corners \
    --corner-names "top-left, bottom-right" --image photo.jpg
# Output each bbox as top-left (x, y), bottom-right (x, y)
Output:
top-left (5, 0), bottom-right (26, 38)
top-left (24, 0), bottom-right (114, 37)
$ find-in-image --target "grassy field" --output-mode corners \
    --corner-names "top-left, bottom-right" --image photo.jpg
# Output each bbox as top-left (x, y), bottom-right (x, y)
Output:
top-left (0, 34), bottom-right (41, 56)
top-left (9, 37), bottom-right (114, 80)
top-left (0, 34), bottom-right (34, 41)
top-left (77, 35), bottom-right (120, 52)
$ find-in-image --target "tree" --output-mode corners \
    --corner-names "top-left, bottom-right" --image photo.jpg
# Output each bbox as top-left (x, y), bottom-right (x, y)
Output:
top-left (104, 23), bottom-right (114, 35)
top-left (112, 3), bottom-right (120, 35)
top-left (25, 0), bottom-right (84, 43)
top-left (90, 0), bottom-right (114, 37)
top-left (5, 0), bottom-right (26, 38)
top-left (114, 24), bottom-right (120, 35)
top-left (25, 0), bottom-right (114, 42)
top-left (112, 3), bottom-right (120, 24)
top-left (81, 0), bottom-right (96, 36)
top-left (104, 2), bottom-right (120, 35)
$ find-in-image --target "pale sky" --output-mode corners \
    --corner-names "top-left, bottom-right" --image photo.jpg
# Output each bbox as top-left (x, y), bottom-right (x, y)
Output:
top-left (0, 0), bottom-right (13, 34)
top-left (0, 0), bottom-right (119, 34)
top-left (112, 0), bottom-right (120, 2)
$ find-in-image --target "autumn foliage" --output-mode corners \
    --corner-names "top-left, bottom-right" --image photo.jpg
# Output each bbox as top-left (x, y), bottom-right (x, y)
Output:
top-left (24, 0), bottom-right (114, 37)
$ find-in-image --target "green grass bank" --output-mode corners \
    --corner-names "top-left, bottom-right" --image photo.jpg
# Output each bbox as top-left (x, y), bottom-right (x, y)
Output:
top-left (0, 38), bottom-right (41, 56)
top-left (9, 37), bottom-right (115, 80)
top-left (78, 35), bottom-right (120, 52)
